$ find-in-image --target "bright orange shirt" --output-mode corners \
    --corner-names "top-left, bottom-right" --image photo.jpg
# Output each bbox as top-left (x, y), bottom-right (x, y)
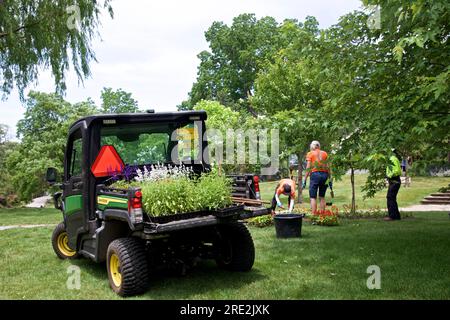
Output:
top-left (276, 179), bottom-right (296, 198)
top-left (306, 149), bottom-right (329, 173)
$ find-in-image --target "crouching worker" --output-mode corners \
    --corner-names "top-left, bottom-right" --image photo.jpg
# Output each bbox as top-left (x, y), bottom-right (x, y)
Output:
top-left (271, 179), bottom-right (296, 216)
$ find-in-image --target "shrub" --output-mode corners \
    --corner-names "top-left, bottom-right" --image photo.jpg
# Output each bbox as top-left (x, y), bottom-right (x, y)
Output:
top-left (0, 193), bottom-right (20, 208)
top-left (0, 195), bottom-right (6, 207)
top-left (338, 205), bottom-right (413, 219)
top-left (248, 215), bottom-right (274, 228)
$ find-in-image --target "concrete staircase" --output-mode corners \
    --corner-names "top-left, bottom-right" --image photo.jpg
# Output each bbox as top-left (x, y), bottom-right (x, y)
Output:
top-left (421, 191), bottom-right (450, 205)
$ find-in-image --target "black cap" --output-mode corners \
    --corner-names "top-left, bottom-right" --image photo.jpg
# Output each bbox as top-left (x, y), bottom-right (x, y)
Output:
top-left (392, 148), bottom-right (401, 158)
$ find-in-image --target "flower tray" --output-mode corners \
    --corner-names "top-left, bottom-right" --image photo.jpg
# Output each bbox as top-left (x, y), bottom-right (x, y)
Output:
top-left (148, 204), bottom-right (245, 224)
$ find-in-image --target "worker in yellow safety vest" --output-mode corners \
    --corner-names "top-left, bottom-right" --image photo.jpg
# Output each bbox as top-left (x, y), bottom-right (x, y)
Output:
top-left (385, 148), bottom-right (402, 221)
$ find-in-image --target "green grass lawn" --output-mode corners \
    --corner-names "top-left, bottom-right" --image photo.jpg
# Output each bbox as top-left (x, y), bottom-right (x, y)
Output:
top-left (260, 174), bottom-right (450, 210)
top-left (0, 208), bottom-right (449, 299)
top-left (0, 208), bottom-right (61, 226)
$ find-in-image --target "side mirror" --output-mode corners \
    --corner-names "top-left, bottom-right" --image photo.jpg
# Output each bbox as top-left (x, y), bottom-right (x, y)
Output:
top-left (46, 167), bottom-right (58, 184)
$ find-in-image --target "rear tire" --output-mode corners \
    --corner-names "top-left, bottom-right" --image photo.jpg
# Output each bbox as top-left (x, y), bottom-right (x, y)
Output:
top-left (215, 222), bottom-right (255, 272)
top-left (106, 238), bottom-right (149, 297)
top-left (51, 222), bottom-right (79, 259)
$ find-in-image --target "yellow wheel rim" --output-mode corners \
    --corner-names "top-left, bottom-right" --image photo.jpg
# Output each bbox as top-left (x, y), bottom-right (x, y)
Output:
top-left (57, 232), bottom-right (76, 257)
top-left (109, 253), bottom-right (122, 287)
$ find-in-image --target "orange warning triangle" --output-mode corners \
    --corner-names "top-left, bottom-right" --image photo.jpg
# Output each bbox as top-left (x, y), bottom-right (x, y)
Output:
top-left (91, 145), bottom-right (125, 178)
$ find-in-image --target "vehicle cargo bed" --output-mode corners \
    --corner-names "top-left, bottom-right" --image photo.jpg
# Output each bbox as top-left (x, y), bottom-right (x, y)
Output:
top-left (142, 205), bottom-right (270, 234)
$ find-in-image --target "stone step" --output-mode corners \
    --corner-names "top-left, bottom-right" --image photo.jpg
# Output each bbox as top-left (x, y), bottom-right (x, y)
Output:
top-left (424, 195), bottom-right (450, 200)
top-left (430, 193), bottom-right (450, 197)
top-left (421, 199), bottom-right (450, 205)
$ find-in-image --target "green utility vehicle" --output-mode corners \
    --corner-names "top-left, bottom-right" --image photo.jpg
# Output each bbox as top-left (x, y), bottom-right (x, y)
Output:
top-left (47, 110), bottom-right (268, 296)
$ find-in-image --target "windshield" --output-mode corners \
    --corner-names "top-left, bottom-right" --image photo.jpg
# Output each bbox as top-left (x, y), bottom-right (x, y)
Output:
top-left (100, 122), bottom-right (202, 166)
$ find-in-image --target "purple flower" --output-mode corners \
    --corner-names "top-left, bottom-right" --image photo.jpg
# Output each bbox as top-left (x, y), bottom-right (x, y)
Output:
top-left (106, 165), bottom-right (121, 182)
top-left (122, 164), bottom-right (137, 182)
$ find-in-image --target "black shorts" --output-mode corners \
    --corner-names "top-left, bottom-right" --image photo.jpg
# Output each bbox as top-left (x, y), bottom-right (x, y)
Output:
top-left (309, 171), bottom-right (329, 199)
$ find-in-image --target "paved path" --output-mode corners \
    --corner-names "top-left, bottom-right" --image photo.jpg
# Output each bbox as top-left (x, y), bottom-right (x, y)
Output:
top-left (399, 204), bottom-right (450, 212)
top-left (25, 195), bottom-right (51, 208)
top-left (0, 224), bottom-right (55, 231)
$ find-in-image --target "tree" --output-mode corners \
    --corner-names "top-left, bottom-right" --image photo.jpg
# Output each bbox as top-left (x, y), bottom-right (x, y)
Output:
top-left (184, 5), bottom-right (449, 204)
top-left (6, 91), bottom-right (97, 201)
top-left (0, 124), bottom-right (8, 143)
top-left (356, 0), bottom-right (450, 195)
top-left (193, 100), bottom-right (241, 172)
top-left (253, 3), bottom-right (449, 202)
top-left (314, 11), bottom-right (380, 212)
top-left (184, 14), bottom-right (300, 114)
top-left (252, 18), bottom-right (333, 202)
top-left (100, 87), bottom-right (140, 114)
top-left (0, 124), bottom-right (18, 204)
top-left (0, 0), bottom-right (113, 99)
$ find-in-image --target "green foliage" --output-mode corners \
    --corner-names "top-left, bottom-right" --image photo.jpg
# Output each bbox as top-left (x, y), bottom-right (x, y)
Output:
top-left (251, 16), bottom-right (338, 199)
top-left (339, 205), bottom-right (413, 219)
top-left (135, 170), bottom-right (232, 217)
top-left (251, 2), bottom-right (449, 198)
top-left (0, 124), bottom-right (8, 143)
top-left (100, 87), bottom-right (140, 114)
top-left (0, 124), bottom-right (19, 205)
top-left (194, 100), bottom-right (240, 132)
top-left (140, 176), bottom-right (197, 216)
top-left (0, 0), bottom-right (113, 99)
top-left (195, 171), bottom-right (233, 211)
top-left (6, 91), bottom-right (97, 201)
top-left (357, 0), bottom-right (450, 185)
top-left (3, 86), bottom-right (140, 202)
top-left (184, 14), bottom-right (298, 113)
top-left (110, 180), bottom-right (139, 190)
top-left (247, 215), bottom-right (274, 228)
top-left (193, 99), bottom-right (269, 174)
top-left (193, 100), bottom-right (239, 168)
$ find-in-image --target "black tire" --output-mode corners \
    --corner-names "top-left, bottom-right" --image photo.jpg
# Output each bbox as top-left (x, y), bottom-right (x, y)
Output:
top-left (51, 222), bottom-right (79, 259)
top-left (215, 222), bottom-right (255, 272)
top-left (106, 238), bottom-right (149, 297)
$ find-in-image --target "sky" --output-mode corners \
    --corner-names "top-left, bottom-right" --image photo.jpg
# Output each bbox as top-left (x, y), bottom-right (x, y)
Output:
top-left (0, 0), bottom-right (362, 138)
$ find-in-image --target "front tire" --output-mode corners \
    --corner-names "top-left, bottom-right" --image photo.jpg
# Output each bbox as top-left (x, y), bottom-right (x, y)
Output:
top-left (106, 238), bottom-right (149, 297)
top-left (215, 222), bottom-right (255, 272)
top-left (51, 222), bottom-right (79, 259)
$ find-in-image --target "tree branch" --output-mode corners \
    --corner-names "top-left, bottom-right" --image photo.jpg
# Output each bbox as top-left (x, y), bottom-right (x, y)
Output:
top-left (0, 21), bottom-right (41, 39)
top-left (246, 90), bottom-right (259, 118)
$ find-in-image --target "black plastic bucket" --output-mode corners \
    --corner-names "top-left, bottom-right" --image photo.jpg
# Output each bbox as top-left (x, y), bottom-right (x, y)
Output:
top-left (274, 214), bottom-right (304, 238)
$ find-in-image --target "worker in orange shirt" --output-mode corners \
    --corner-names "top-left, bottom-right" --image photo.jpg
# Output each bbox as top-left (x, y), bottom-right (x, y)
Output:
top-left (302, 141), bottom-right (331, 214)
top-left (271, 178), bottom-right (296, 216)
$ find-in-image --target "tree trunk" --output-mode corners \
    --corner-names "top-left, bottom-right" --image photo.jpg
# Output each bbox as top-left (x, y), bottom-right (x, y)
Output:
top-left (297, 154), bottom-right (303, 204)
top-left (448, 141), bottom-right (450, 163)
top-left (350, 166), bottom-right (356, 214)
